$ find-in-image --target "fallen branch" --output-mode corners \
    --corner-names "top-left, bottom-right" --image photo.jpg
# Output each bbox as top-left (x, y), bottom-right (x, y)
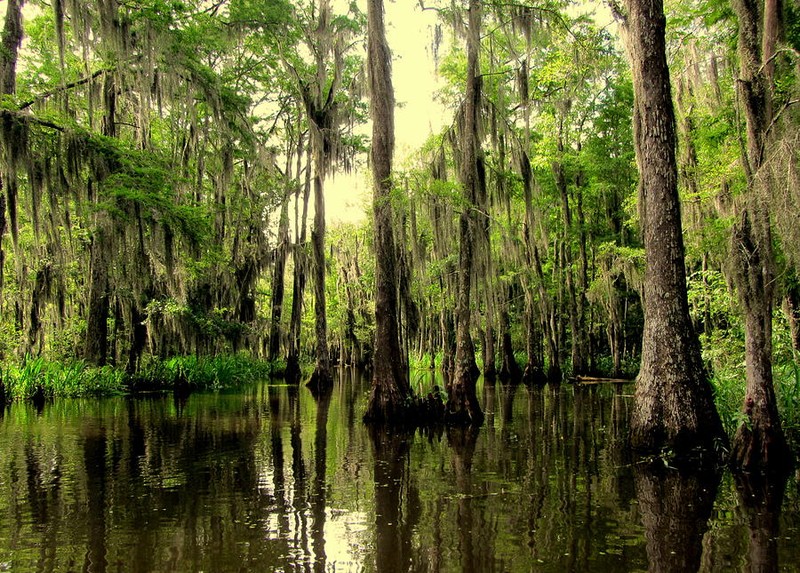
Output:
top-left (572, 375), bottom-right (634, 385)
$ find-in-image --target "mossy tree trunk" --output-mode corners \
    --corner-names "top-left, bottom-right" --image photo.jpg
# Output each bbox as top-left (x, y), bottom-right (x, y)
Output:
top-left (84, 216), bottom-right (111, 366)
top-left (287, 144), bottom-right (312, 382)
top-left (613, 0), bottom-right (726, 457)
top-left (0, 0), bottom-right (24, 320)
top-left (364, 0), bottom-right (412, 423)
top-left (447, 0), bottom-right (484, 426)
top-left (269, 127), bottom-right (303, 364)
top-left (729, 0), bottom-right (790, 472)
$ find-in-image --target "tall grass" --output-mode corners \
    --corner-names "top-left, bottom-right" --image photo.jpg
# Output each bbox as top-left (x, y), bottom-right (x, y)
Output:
top-left (2, 357), bottom-right (126, 401)
top-left (0, 354), bottom-right (281, 402)
top-left (130, 354), bottom-right (278, 392)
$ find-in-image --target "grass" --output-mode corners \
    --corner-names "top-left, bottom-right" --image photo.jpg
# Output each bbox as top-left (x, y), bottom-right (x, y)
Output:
top-left (130, 354), bottom-right (279, 392)
top-left (2, 357), bottom-right (127, 401)
top-left (0, 354), bottom-right (283, 402)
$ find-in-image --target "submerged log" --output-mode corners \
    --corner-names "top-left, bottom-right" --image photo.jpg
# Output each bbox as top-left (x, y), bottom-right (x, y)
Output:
top-left (572, 375), bottom-right (634, 385)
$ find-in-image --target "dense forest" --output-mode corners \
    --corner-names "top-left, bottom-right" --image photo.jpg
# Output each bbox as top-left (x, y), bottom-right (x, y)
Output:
top-left (1, 0), bottom-right (799, 464)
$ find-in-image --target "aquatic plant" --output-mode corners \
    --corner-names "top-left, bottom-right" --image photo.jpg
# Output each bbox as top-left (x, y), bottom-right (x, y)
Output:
top-left (1, 356), bottom-right (126, 401)
top-left (131, 354), bottom-right (278, 392)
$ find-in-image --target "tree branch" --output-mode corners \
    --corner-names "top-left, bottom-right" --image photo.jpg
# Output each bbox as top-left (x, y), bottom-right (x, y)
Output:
top-left (18, 67), bottom-right (113, 110)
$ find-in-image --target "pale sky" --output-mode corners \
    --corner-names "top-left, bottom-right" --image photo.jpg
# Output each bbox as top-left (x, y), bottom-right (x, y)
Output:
top-left (325, 0), bottom-right (448, 225)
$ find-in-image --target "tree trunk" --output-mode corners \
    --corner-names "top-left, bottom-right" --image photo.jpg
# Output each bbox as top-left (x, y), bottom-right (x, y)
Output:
top-left (0, 0), bottom-right (25, 312)
top-left (730, 0), bottom-right (789, 471)
top-left (498, 287), bottom-right (522, 383)
top-left (482, 322), bottom-right (497, 381)
top-left (573, 159), bottom-right (590, 375)
top-left (441, 308), bottom-right (456, 375)
top-left (307, 167), bottom-right (332, 390)
top-left (269, 191), bottom-right (291, 362)
top-left (533, 244), bottom-right (560, 381)
top-left (286, 147), bottom-right (312, 383)
top-left (522, 296), bottom-right (544, 385)
top-left (364, 0), bottom-right (413, 422)
top-left (553, 130), bottom-right (581, 376)
top-left (447, 0), bottom-right (483, 426)
top-left (84, 219), bottom-right (110, 365)
top-left (731, 210), bottom-right (788, 469)
top-left (0, 0), bottom-right (23, 95)
top-left (615, 0), bottom-right (726, 456)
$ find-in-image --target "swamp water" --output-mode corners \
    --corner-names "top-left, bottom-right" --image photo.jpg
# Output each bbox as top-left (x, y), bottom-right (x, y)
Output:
top-left (0, 369), bottom-right (798, 572)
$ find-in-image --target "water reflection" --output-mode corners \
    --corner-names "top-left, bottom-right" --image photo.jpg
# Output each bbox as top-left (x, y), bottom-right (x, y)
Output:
top-left (634, 463), bottom-right (720, 573)
top-left (310, 385), bottom-right (332, 572)
top-left (733, 470), bottom-right (788, 573)
top-left (0, 375), bottom-right (798, 571)
top-left (370, 427), bottom-right (416, 573)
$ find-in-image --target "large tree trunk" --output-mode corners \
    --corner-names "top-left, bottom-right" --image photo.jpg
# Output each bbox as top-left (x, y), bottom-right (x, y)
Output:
top-left (0, 0), bottom-right (23, 95)
top-left (729, 0), bottom-right (789, 471)
top-left (732, 0), bottom-right (791, 470)
top-left (0, 0), bottom-right (25, 315)
top-left (615, 0), bottom-right (726, 456)
top-left (307, 166), bottom-right (332, 390)
top-left (84, 218), bottom-right (111, 365)
top-left (364, 0), bottom-right (413, 423)
top-left (447, 0), bottom-right (484, 426)
top-left (302, 0), bottom-right (344, 392)
top-left (730, 210), bottom-right (788, 469)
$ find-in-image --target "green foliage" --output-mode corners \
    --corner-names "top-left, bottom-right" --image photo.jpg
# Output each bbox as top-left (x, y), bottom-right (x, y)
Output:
top-left (2, 357), bottom-right (126, 401)
top-left (775, 361), bottom-right (800, 445)
top-left (133, 354), bottom-right (277, 391)
top-left (0, 353), bottom-right (281, 403)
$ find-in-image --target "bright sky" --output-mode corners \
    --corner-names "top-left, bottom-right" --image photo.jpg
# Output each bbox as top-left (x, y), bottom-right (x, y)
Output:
top-left (325, 0), bottom-right (448, 225)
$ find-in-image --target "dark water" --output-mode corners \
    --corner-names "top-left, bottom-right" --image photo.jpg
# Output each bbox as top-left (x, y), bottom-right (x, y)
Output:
top-left (1, 369), bottom-right (798, 572)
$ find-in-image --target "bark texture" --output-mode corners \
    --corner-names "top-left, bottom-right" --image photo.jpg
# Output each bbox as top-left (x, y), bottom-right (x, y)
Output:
top-left (0, 0), bottom-right (24, 95)
top-left (363, 0), bottom-right (412, 422)
top-left (729, 0), bottom-right (790, 472)
top-left (0, 0), bottom-right (25, 310)
top-left (286, 147), bottom-right (312, 382)
top-left (616, 0), bottom-right (726, 456)
top-left (447, 0), bottom-right (484, 426)
top-left (84, 218), bottom-right (111, 365)
top-left (308, 167), bottom-right (332, 390)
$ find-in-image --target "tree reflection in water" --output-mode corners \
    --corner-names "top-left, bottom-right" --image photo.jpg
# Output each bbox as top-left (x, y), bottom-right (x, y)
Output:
top-left (369, 426), bottom-right (417, 573)
top-left (0, 376), bottom-right (799, 571)
top-left (310, 384), bottom-right (332, 572)
top-left (734, 470), bottom-right (788, 573)
top-left (634, 462), bottom-right (720, 573)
